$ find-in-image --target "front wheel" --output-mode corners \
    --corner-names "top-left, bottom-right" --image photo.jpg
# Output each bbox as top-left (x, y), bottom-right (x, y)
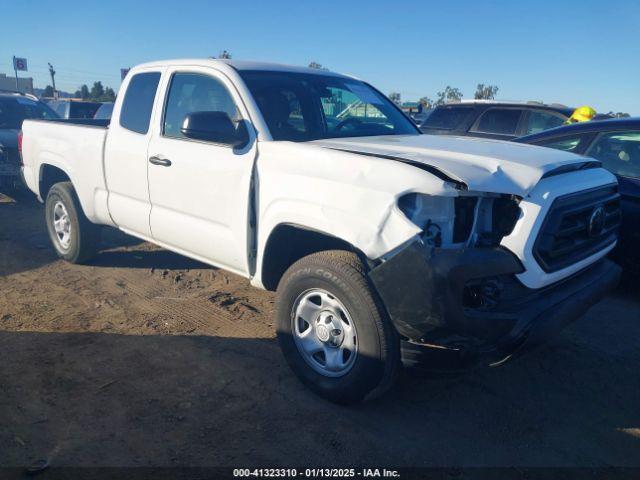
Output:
top-left (45, 181), bottom-right (100, 263)
top-left (276, 250), bottom-right (400, 404)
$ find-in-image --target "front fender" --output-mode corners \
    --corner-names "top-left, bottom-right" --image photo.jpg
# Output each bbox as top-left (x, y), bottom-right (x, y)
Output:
top-left (251, 141), bottom-right (459, 288)
top-left (257, 197), bottom-right (420, 263)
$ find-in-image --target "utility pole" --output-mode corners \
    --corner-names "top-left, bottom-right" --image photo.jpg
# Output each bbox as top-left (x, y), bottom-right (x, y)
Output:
top-left (13, 56), bottom-right (19, 90)
top-left (48, 63), bottom-right (57, 99)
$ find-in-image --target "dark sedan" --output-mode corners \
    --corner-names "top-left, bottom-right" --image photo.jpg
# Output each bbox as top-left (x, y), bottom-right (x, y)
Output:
top-left (516, 117), bottom-right (640, 272)
top-left (0, 92), bottom-right (59, 190)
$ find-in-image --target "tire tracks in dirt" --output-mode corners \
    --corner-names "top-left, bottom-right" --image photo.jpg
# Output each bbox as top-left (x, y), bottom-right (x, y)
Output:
top-left (74, 265), bottom-right (274, 341)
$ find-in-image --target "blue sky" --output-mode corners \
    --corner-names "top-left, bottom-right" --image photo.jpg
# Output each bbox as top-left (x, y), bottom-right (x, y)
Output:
top-left (1, 0), bottom-right (639, 114)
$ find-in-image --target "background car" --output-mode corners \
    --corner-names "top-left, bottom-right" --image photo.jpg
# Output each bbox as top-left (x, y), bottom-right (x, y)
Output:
top-left (93, 102), bottom-right (114, 120)
top-left (410, 109), bottom-right (433, 128)
top-left (420, 100), bottom-right (580, 140)
top-left (516, 117), bottom-right (640, 272)
top-left (48, 100), bottom-right (102, 119)
top-left (0, 91), bottom-right (59, 190)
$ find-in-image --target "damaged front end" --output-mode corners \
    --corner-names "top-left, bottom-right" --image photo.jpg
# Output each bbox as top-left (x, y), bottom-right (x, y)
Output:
top-left (369, 191), bottom-right (620, 368)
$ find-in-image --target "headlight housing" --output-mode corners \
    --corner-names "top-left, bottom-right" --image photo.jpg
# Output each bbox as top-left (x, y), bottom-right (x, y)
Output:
top-left (398, 193), bottom-right (455, 247)
top-left (399, 193), bottom-right (521, 248)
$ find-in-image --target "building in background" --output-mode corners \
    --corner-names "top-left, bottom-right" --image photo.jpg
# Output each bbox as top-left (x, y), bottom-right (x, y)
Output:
top-left (401, 101), bottom-right (421, 115)
top-left (0, 73), bottom-right (34, 93)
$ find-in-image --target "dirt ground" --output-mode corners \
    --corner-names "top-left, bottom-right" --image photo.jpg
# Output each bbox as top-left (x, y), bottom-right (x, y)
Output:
top-left (0, 192), bottom-right (639, 469)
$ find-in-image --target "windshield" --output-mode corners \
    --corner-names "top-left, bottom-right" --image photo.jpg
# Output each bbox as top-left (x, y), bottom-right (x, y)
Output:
top-left (239, 71), bottom-right (419, 141)
top-left (0, 96), bottom-right (59, 129)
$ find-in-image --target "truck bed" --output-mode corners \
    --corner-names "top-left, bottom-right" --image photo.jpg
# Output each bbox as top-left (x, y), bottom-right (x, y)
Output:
top-left (38, 118), bottom-right (110, 128)
top-left (21, 118), bottom-right (112, 225)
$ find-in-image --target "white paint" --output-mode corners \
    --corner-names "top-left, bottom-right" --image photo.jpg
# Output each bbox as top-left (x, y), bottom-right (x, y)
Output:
top-left (21, 58), bottom-right (619, 293)
top-left (20, 120), bottom-right (115, 226)
top-left (146, 64), bottom-right (258, 275)
top-left (311, 134), bottom-right (596, 197)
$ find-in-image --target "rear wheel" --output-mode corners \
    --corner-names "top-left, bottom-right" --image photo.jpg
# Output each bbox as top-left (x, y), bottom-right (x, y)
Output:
top-left (276, 250), bottom-right (400, 404)
top-left (45, 182), bottom-right (100, 263)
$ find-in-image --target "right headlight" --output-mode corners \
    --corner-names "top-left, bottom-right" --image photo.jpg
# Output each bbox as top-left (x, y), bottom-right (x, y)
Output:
top-left (398, 193), bottom-right (521, 249)
top-left (398, 193), bottom-right (455, 247)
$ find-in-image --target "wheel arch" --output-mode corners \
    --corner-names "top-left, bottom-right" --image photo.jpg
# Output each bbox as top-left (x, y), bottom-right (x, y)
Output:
top-left (257, 223), bottom-right (369, 291)
top-left (39, 163), bottom-right (72, 201)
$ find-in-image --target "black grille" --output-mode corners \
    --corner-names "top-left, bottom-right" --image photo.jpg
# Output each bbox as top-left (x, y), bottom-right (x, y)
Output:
top-left (534, 184), bottom-right (621, 273)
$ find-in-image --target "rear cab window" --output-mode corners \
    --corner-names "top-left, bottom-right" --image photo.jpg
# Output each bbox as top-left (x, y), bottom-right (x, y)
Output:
top-left (119, 72), bottom-right (162, 134)
top-left (422, 106), bottom-right (474, 130)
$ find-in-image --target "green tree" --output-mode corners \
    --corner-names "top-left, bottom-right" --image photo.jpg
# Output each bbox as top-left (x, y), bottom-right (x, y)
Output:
top-left (388, 92), bottom-right (401, 105)
top-left (606, 111), bottom-right (630, 118)
top-left (42, 85), bottom-right (55, 98)
top-left (308, 61), bottom-right (328, 70)
top-left (419, 96), bottom-right (433, 109)
top-left (77, 84), bottom-right (90, 100)
top-left (103, 87), bottom-right (116, 102)
top-left (474, 83), bottom-right (499, 100)
top-left (90, 81), bottom-right (104, 100)
top-left (435, 86), bottom-right (463, 105)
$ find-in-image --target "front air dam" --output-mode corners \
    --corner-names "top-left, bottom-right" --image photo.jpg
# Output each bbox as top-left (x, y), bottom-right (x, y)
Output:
top-left (368, 238), bottom-right (620, 366)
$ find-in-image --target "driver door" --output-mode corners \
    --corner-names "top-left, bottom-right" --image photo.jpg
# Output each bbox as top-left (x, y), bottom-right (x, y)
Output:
top-left (146, 67), bottom-right (257, 276)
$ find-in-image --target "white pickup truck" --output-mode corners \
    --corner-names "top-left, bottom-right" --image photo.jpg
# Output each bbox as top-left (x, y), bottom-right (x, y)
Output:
top-left (21, 59), bottom-right (621, 404)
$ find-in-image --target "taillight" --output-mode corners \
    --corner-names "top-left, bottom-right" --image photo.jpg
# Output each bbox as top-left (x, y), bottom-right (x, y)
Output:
top-left (17, 131), bottom-right (23, 164)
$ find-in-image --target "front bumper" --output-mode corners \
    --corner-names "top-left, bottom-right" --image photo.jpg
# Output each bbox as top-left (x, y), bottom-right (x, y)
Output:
top-left (369, 240), bottom-right (621, 368)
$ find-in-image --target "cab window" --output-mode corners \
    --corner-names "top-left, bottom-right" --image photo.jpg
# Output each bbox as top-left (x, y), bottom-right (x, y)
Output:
top-left (163, 72), bottom-right (240, 139)
top-left (253, 87), bottom-right (308, 139)
top-left (586, 131), bottom-right (640, 178)
top-left (119, 72), bottom-right (161, 134)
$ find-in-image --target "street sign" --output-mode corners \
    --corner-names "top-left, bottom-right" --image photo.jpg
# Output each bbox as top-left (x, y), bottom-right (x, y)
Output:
top-left (13, 57), bottom-right (28, 71)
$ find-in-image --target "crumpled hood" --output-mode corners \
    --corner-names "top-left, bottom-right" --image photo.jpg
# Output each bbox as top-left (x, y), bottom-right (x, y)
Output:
top-left (311, 134), bottom-right (598, 196)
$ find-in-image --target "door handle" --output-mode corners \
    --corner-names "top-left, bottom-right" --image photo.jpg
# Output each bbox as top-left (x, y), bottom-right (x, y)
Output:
top-left (149, 156), bottom-right (172, 167)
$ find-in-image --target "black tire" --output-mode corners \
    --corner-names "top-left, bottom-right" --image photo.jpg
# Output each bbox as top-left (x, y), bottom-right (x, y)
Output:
top-left (276, 250), bottom-right (400, 404)
top-left (45, 181), bottom-right (100, 263)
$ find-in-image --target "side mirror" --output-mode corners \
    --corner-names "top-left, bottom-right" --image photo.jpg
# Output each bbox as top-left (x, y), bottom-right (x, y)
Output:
top-left (181, 111), bottom-right (249, 148)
